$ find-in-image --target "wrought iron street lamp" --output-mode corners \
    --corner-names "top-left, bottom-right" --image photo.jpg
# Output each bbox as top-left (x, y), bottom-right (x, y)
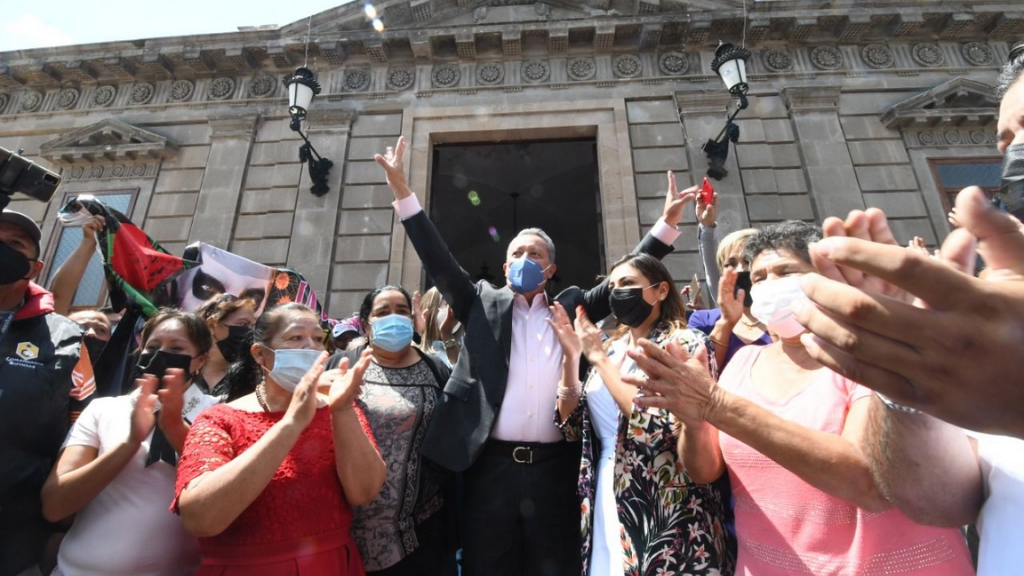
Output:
top-left (284, 67), bottom-right (334, 197)
top-left (703, 42), bottom-right (752, 180)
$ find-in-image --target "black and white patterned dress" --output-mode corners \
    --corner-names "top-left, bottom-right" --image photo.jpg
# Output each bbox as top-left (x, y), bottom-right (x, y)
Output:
top-left (350, 360), bottom-right (446, 571)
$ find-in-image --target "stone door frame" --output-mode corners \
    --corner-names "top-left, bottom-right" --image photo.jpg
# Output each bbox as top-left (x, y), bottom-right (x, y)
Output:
top-left (387, 99), bottom-right (641, 289)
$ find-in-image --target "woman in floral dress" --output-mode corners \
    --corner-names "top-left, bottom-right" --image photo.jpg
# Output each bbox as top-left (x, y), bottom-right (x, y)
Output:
top-left (551, 253), bottom-right (734, 576)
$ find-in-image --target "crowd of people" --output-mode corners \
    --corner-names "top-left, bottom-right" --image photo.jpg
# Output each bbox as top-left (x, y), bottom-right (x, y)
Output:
top-left (1, 41), bottom-right (1023, 576)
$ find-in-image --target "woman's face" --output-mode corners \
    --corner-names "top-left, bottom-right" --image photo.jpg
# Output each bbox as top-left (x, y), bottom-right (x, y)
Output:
top-left (268, 312), bottom-right (325, 353)
top-left (750, 249), bottom-right (815, 286)
top-left (722, 242), bottom-right (751, 273)
top-left (143, 319), bottom-right (206, 374)
top-left (609, 264), bottom-right (668, 313)
top-left (367, 290), bottom-right (413, 336)
top-left (213, 306), bottom-right (256, 341)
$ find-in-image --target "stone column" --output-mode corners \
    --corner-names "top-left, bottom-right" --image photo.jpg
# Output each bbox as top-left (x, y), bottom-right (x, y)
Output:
top-left (286, 109), bottom-right (355, 301)
top-left (188, 113), bottom-right (260, 247)
top-left (782, 86), bottom-right (865, 218)
top-left (675, 90), bottom-right (751, 231)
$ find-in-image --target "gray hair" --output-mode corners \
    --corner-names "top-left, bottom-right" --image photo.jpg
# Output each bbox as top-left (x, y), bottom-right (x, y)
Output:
top-left (514, 227), bottom-right (556, 263)
top-left (997, 41), bottom-right (1024, 98)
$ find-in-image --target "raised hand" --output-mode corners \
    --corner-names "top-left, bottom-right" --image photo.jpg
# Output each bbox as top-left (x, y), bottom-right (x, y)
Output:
top-left (696, 188), bottom-right (717, 228)
top-left (329, 350), bottom-right (372, 413)
top-left (661, 171), bottom-right (697, 229)
top-left (373, 136), bottom-right (413, 199)
top-left (717, 268), bottom-right (745, 326)
top-left (412, 290), bottom-right (426, 336)
top-left (130, 375), bottom-right (159, 445)
top-left (546, 302), bottom-right (581, 360)
top-left (626, 339), bottom-right (719, 426)
top-left (80, 215), bottom-right (105, 247)
top-left (284, 352), bottom-right (329, 430)
top-left (574, 306), bottom-right (606, 365)
top-left (156, 368), bottom-right (189, 430)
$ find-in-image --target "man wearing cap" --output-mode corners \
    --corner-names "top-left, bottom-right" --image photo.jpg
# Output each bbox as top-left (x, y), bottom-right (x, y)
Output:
top-left (0, 210), bottom-right (91, 576)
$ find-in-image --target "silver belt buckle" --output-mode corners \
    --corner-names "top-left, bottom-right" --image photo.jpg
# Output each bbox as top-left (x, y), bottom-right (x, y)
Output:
top-left (512, 446), bottom-right (534, 464)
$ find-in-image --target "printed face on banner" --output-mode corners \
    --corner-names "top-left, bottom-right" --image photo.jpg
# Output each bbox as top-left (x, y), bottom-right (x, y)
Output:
top-left (175, 244), bottom-right (273, 313)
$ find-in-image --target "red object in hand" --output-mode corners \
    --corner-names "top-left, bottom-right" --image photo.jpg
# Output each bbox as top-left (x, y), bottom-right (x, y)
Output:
top-left (700, 177), bottom-right (714, 206)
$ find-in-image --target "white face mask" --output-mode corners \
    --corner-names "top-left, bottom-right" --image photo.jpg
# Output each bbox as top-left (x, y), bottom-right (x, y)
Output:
top-left (749, 276), bottom-right (808, 339)
top-left (436, 305), bottom-right (461, 334)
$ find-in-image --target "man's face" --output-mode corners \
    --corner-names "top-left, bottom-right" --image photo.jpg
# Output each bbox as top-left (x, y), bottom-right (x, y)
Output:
top-left (997, 77), bottom-right (1024, 154)
top-left (502, 234), bottom-right (556, 286)
top-left (0, 222), bottom-right (42, 283)
top-left (69, 310), bottom-right (112, 342)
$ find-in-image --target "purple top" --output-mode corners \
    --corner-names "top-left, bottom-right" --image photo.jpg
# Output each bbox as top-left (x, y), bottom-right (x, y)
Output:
top-left (688, 308), bottom-right (772, 368)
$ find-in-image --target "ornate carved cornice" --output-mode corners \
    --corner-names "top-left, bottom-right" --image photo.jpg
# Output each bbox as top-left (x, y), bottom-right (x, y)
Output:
top-left (879, 77), bottom-right (999, 129)
top-left (39, 118), bottom-right (178, 166)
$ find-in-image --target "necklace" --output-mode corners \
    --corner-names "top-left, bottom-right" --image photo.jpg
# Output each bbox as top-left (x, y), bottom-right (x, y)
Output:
top-left (739, 316), bottom-right (763, 329)
top-left (255, 382), bottom-right (271, 412)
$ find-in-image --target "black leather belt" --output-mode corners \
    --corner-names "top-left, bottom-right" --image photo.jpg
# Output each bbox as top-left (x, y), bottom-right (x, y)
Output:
top-left (484, 439), bottom-right (575, 465)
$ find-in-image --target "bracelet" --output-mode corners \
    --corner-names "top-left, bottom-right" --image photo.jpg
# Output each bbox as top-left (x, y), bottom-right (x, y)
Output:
top-left (876, 393), bottom-right (922, 414)
top-left (709, 337), bottom-right (728, 349)
top-left (557, 385), bottom-right (582, 401)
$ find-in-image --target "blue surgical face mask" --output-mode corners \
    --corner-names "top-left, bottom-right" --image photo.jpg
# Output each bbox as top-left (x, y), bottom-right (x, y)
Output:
top-left (507, 256), bottom-right (550, 294)
top-left (267, 348), bottom-right (322, 392)
top-left (370, 314), bottom-right (415, 352)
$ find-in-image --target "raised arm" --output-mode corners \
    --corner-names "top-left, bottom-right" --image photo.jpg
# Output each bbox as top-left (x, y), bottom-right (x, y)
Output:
top-left (375, 137), bottom-right (477, 323)
top-left (50, 216), bottom-right (104, 315)
top-left (581, 171), bottom-right (691, 319)
top-left (696, 190), bottom-right (720, 301)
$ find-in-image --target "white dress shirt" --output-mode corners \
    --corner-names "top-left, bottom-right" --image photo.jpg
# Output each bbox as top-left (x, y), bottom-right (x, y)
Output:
top-left (393, 194), bottom-right (681, 443)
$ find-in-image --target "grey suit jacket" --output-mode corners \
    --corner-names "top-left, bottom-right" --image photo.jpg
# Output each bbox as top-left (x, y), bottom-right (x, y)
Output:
top-left (404, 210), bottom-right (675, 472)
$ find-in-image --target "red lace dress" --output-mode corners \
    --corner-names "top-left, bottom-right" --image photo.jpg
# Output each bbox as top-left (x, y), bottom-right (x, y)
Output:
top-left (173, 404), bottom-right (378, 576)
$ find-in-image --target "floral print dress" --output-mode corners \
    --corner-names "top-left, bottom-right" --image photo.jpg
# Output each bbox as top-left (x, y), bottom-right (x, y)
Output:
top-left (556, 324), bottom-right (735, 576)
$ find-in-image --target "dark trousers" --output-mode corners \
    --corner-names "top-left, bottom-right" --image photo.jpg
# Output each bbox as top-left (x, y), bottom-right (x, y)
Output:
top-left (461, 440), bottom-right (582, 576)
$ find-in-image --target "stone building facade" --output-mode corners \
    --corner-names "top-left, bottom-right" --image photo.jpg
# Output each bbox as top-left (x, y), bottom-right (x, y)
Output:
top-left (0, 0), bottom-right (1018, 314)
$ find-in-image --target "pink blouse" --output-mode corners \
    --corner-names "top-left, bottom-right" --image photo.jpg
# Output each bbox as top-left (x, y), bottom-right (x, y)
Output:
top-left (718, 345), bottom-right (974, 576)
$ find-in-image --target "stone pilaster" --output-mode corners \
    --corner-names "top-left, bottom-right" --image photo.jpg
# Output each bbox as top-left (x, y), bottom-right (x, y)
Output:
top-left (188, 113), bottom-right (259, 248)
top-left (286, 109), bottom-right (356, 302)
top-left (782, 86), bottom-right (864, 219)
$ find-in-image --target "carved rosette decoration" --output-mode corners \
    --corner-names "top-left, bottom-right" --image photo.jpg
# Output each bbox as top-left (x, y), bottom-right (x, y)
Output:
top-left (432, 64), bottom-right (460, 88)
top-left (0, 93), bottom-right (8, 114)
top-left (612, 54), bottom-right (642, 78)
top-left (762, 49), bottom-right (793, 72)
top-left (861, 44), bottom-right (894, 69)
top-left (207, 77), bottom-right (236, 100)
top-left (961, 43), bottom-right (994, 66)
top-left (129, 83), bottom-right (155, 105)
top-left (476, 63), bottom-right (504, 86)
top-left (93, 85), bottom-right (116, 107)
top-left (343, 69), bottom-right (371, 92)
top-left (248, 74), bottom-right (277, 98)
top-left (912, 43), bottom-right (945, 67)
top-left (810, 46), bottom-right (843, 70)
top-left (658, 51), bottom-right (690, 76)
top-left (20, 91), bottom-right (43, 113)
top-left (521, 60), bottom-right (550, 83)
top-left (89, 166), bottom-right (104, 179)
top-left (131, 164), bottom-right (147, 177)
top-left (56, 88), bottom-right (79, 110)
top-left (168, 80), bottom-right (194, 103)
top-left (387, 68), bottom-right (415, 91)
top-left (567, 58), bottom-right (595, 81)
top-left (70, 166), bottom-right (85, 179)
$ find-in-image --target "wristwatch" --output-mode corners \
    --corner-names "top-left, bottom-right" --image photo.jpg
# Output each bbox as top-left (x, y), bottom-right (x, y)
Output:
top-left (442, 338), bottom-right (460, 350)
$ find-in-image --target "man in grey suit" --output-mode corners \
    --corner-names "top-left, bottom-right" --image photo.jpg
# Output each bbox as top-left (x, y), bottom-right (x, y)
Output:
top-left (375, 137), bottom-right (694, 576)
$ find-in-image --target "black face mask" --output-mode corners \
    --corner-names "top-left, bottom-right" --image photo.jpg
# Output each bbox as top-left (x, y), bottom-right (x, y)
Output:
top-left (216, 325), bottom-right (252, 363)
top-left (132, 350), bottom-right (194, 387)
top-left (0, 242), bottom-right (35, 286)
top-left (609, 287), bottom-right (655, 328)
top-left (83, 336), bottom-right (106, 366)
top-left (996, 144), bottom-right (1024, 220)
top-left (734, 271), bottom-right (754, 308)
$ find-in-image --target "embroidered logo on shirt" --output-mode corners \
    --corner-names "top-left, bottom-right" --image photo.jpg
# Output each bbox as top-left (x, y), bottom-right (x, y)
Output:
top-left (16, 342), bottom-right (39, 360)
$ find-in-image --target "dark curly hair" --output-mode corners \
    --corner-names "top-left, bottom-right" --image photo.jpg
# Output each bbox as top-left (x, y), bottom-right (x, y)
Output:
top-left (744, 220), bottom-right (823, 266)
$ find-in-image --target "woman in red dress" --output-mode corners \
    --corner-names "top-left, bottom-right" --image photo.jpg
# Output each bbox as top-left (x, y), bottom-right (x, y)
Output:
top-left (173, 303), bottom-right (387, 575)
